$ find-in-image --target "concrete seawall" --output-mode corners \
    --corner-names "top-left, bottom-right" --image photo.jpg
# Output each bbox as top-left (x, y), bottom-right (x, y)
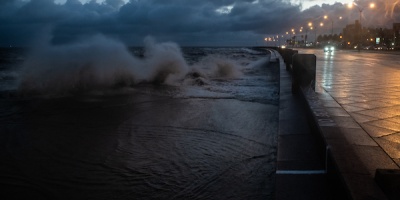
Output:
top-left (275, 48), bottom-right (398, 200)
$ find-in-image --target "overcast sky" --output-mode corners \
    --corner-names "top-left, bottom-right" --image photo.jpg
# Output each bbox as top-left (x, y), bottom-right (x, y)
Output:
top-left (0, 0), bottom-right (398, 47)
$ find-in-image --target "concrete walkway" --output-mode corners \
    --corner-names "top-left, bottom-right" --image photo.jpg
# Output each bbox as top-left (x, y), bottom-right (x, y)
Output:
top-left (276, 49), bottom-right (400, 200)
top-left (300, 50), bottom-right (400, 199)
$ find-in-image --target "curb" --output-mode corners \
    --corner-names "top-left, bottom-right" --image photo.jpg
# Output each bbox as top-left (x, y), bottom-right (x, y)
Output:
top-left (275, 47), bottom-right (398, 200)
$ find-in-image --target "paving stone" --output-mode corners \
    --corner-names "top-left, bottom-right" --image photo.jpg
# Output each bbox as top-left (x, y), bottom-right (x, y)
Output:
top-left (356, 109), bottom-right (397, 119)
top-left (325, 107), bottom-right (350, 117)
top-left (328, 144), bottom-right (370, 175)
top-left (341, 128), bottom-right (378, 146)
top-left (360, 123), bottom-right (397, 138)
top-left (354, 145), bottom-right (399, 172)
top-left (367, 120), bottom-right (400, 132)
top-left (394, 159), bottom-right (400, 167)
top-left (349, 112), bottom-right (378, 123)
top-left (375, 136), bottom-right (400, 159)
top-left (341, 104), bottom-right (366, 112)
top-left (331, 116), bottom-right (361, 129)
top-left (335, 98), bottom-right (357, 105)
top-left (319, 126), bottom-right (342, 139)
top-left (316, 93), bottom-right (334, 101)
top-left (376, 105), bottom-right (400, 116)
top-left (379, 133), bottom-right (400, 143)
top-left (331, 144), bottom-right (399, 175)
top-left (379, 99), bottom-right (400, 105)
top-left (347, 102), bottom-right (387, 110)
top-left (385, 116), bottom-right (400, 124)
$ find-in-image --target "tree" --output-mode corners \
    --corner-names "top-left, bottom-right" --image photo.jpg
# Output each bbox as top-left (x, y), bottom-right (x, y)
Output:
top-left (317, 35), bottom-right (323, 42)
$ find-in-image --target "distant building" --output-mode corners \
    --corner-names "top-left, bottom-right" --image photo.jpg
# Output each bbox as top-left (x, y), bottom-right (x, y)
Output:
top-left (342, 20), bottom-right (361, 48)
top-left (342, 21), bottom-right (397, 49)
top-left (393, 23), bottom-right (400, 47)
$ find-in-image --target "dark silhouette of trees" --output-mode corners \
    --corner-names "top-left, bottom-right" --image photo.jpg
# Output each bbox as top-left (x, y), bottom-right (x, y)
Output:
top-left (317, 34), bottom-right (342, 43)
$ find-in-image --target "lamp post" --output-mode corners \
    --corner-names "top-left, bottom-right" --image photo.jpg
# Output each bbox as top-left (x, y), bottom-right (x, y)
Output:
top-left (307, 20), bottom-right (325, 47)
top-left (324, 15), bottom-right (333, 36)
top-left (348, 1), bottom-right (375, 50)
top-left (285, 32), bottom-right (289, 46)
top-left (291, 28), bottom-right (295, 47)
top-left (323, 15), bottom-right (342, 42)
top-left (299, 27), bottom-right (303, 47)
top-left (286, 31), bottom-right (294, 47)
top-left (306, 22), bottom-right (312, 46)
top-left (315, 22), bottom-right (324, 47)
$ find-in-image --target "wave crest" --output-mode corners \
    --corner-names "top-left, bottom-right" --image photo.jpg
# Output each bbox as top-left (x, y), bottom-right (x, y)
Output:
top-left (17, 35), bottom-right (246, 95)
top-left (18, 35), bottom-right (190, 94)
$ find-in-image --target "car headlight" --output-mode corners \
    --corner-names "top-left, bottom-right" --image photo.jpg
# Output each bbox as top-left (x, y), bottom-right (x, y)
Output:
top-left (324, 47), bottom-right (329, 51)
top-left (330, 46), bottom-right (334, 51)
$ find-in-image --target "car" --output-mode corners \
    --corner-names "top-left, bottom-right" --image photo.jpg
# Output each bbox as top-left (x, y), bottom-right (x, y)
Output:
top-left (324, 45), bottom-right (335, 52)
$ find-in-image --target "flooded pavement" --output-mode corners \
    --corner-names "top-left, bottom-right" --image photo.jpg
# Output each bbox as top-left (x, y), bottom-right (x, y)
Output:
top-left (0, 47), bottom-right (279, 199)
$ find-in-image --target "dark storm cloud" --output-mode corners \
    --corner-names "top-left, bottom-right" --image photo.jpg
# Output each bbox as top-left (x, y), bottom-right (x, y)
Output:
top-left (302, 1), bottom-right (397, 32)
top-left (228, 1), bottom-right (301, 33)
top-left (0, 0), bottom-right (397, 46)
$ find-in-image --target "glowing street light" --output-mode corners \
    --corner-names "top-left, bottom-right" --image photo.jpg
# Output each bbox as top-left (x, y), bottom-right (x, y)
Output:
top-left (348, 1), bottom-right (375, 50)
top-left (370, 3), bottom-right (375, 8)
top-left (348, 1), bottom-right (375, 26)
top-left (323, 15), bottom-right (343, 36)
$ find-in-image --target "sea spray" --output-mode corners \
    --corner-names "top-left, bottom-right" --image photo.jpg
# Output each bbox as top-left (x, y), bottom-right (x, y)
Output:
top-left (191, 55), bottom-right (243, 79)
top-left (18, 34), bottom-right (246, 95)
top-left (142, 37), bottom-right (189, 85)
top-left (18, 35), bottom-right (192, 94)
top-left (18, 35), bottom-right (142, 94)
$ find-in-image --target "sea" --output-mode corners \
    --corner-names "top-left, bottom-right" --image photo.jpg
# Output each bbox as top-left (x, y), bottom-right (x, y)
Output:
top-left (0, 37), bottom-right (280, 200)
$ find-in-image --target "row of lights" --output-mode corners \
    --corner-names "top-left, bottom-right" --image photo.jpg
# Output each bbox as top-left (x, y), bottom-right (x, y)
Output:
top-left (264, 1), bottom-right (376, 46)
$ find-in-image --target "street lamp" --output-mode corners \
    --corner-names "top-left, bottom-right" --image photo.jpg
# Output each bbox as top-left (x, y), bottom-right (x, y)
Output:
top-left (286, 31), bottom-right (292, 47)
top-left (348, 1), bottom-right (375, 50)
top-left (323, 15), bottom-right (343, 42)
top-left (323, 15), bottom-right (331, 35)
top-left (307, 22), bottom-right (319, 47)
top-left (292, 30), bottom-right (296, 46)
top-left (305, 22), bottom-right (313, 46)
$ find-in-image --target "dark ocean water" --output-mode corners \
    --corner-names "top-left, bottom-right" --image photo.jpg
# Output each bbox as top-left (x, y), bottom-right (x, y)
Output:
top-left (0, 44), bottom-right (279, 200)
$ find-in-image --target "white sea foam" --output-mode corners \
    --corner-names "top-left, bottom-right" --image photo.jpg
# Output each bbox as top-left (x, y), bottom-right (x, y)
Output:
top-left (191, 55), bottom-right (243, 79)
top-left (18, 34), bottom-right (246, 94)
top-left (18, 35), bottom-right (190, 93)
top-left (142, 37), bottom-right (189, 85)
top-left (19, 35), bottom-right (140, 93)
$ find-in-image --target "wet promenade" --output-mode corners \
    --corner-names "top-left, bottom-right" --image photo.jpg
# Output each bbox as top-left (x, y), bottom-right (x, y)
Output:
top-left (277, 49), bottom-right (400, 200)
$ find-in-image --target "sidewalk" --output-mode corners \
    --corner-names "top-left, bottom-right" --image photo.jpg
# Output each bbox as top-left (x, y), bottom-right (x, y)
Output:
top-left (306, 51), bottom-right (400, 199)
top-left (275, 49), bottom-right (400, 200)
